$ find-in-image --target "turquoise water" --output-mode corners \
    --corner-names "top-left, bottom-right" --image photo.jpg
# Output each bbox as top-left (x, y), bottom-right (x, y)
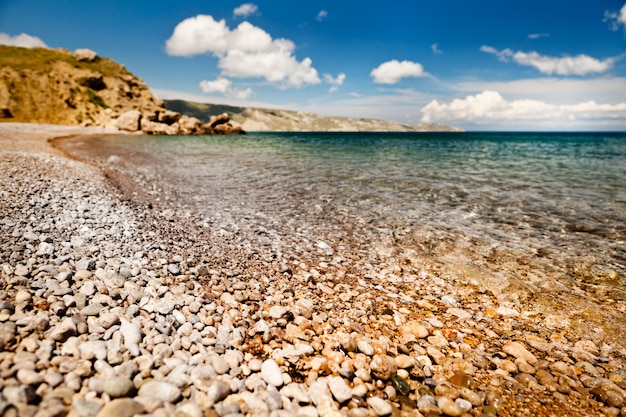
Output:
top-left (64, 131), bottom-right (626, 294)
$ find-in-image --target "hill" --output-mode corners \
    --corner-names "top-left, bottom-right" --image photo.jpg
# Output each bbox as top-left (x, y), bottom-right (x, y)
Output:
top-left (0, 45), bottom-right (241, 134)
top-left (164, 99), bottom-right (462, 132)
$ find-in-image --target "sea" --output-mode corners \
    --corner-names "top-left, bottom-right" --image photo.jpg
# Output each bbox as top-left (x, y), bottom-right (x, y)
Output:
top-left (60, 131), bottom-right (626, 307)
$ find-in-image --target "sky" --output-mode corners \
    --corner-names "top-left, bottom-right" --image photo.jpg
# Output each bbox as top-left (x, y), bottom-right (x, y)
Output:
top-left (1, 0), bottom-right (626, 130)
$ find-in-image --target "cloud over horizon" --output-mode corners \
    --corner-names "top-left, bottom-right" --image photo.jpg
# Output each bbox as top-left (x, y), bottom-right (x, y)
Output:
top-left (0, 32), bottom-right (47, 48)
top-left (370, 60), bottom-right (428, 84)
top-left (481, 46), bottom-right (618, 76)
top-left (165, 15), bottom-right (320, 89)
top-left (421, 90), bottom-right (626, 126)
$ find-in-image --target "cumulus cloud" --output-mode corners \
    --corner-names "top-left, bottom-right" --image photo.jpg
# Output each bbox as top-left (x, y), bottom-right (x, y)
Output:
top-left (316, 10), bottom-right (328, 21)
top-left (324, 73), bottom-right (346, 93)
top-left (234, 3), bottom-right (258, 18)
top-left (481, 45), bottom-right (618, 76)
top-left (165, 15), bottom-right (320, 88)
top-left (199, 77), bottom-right (253, 100)
top-left (420, 90), bottom-right (626, 125)
top-left (370, 60), bottom-right (428, 84)
top-left (0, 32), bottom-right (47, 48)
top-left (431, 43), bottom-right (442, 55)
top-left (604, 3), bottom-right (626, 31)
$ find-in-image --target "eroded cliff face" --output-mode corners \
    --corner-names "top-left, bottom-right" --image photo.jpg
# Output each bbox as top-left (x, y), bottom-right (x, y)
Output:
top-left (0, 46), bottom-right (243, 135)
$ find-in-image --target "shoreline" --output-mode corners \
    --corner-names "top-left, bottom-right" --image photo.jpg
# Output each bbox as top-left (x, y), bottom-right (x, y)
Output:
top-left (1, 122), bottom-right (625, 417)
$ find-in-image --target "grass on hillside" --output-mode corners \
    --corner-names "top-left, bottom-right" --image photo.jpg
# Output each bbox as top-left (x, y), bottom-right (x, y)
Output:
top-left (0, 45), bottom-right (131, 78)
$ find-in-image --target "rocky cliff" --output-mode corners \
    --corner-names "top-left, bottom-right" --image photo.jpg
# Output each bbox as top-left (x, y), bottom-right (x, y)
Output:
top-left (165, 99), bottom-right (463, 132)
top-left (0, 45), bottom-right (243, 135)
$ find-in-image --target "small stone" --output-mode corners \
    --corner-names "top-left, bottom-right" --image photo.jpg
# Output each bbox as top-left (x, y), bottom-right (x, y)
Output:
top-left (79, 340), bottom-right (107, 360)
top-left (269, 305), bottom-right (289, 319)
top-left (394, 354), bottom-right (416, 369)
top-left (120, 319), bottom-right (141, 357)
top-left (17, 369), bottom-right (44, 386)
top-left (261, 359), bottom-right (284, 387)
top-left (103, 376), bottom-right (135, 398)
top-left (502, 341), bottom-right (537, 364)
top-left (138, 381), bottom-right (181, 403)
top-left (327, 376), bottom-right (352, 404)
top-left (437, 396), bottom-right (462, 416)
top-left (72, 399), bottom-right (103, 417)
top-left (95, 398), bottom-right (145, 417)
top-left (367, 397), bottom-right (393, 416)
top-left (370, 355), bottom-right (397, 381)
top-left (206, 380), bottom-right (232, 406)
top-left (400, 320), bottom-right (430, 338)
top-left (357, 339), bottom-right (374, 356)
top-left (81, 303), bottom-right (104, 316)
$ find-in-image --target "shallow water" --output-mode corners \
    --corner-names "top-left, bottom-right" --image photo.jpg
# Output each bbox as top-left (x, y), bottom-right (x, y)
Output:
top-left (61, 131), bottom-right (626, 302)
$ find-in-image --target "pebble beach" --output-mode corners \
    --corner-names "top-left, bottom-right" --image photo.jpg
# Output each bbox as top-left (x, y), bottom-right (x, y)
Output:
top-left (1, 123), bottom-right (625, 417)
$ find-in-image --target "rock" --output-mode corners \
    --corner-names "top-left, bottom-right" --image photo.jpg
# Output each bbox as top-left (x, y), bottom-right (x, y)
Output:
top-left (72, 400), bottom-right (102, 417)
top-left (437, 396), bottom-right (463, 416)
top-left (157, 109), bottom-right (180, 125)
top-left (370, 355), bottom-right (397, 381)
top-left (366, 397), bottom-right (393, 416)
top-left (400, 320), bottom-right (429, 339)
top-left (115, 110), bottom-right (142, 132)
top-left (269, 305), bottom-right (290, 319)
top-left (79, 340), bottom-right (107, 360)
top-left (81, 302), bottom-right (104, 316)
top-left (48, 317), bottom-right (77, 342)
top-left (16, 369), bottom-right (44, 385)
top-left (95, 398), bottom-right (145, 417)
top-left (394, 354), bottom-right (416, 369)
top-left (138, 381), bottom-right (181, 403)
top-left (205, 380), bottom-right (232, 406)
top-left (503, 341), bottom-right (538, 364)
top-left (327, 376), bottom-right (352, 404)
top-left (120, 319), bottom-right (141, 356)
top-left (74, 48), bottom-right (98, 62)
top-left (103, 376), bottom-right (135, 398)
top-left (209, 113), bottom-right (230, 128)
top-left (357, 339), bottom-right (374, 356)
top-left (261, 359), bottom-right (284, 387)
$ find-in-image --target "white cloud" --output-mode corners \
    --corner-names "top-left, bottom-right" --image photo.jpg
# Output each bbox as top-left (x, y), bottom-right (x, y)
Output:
top-left (234, 3), bottom-right (258, 18)
top-left (604, 3), bottom-right (626, 31)
top-left (420, 90), bottom-right (626, 127)
top-left (316, 10), bottom-right (328, 21)
top-left (370, 60), bottom-right (428, 84)
top-left (324, 73), bottom-right (346, 93)
top-left (452, 77), bottom-right (626, 105)
top-left (528, 33), bottom-right (549, 39)
top-left (0, 32), bottom-right (47, 48)
top-left (199, 77), bottom-right (253, 100)
top-left (165, 15), bottom-right (320, 89)
top-left (431, 43), bottom-right (442, 55)
top-left (481, 45), bottom-right (618, 76)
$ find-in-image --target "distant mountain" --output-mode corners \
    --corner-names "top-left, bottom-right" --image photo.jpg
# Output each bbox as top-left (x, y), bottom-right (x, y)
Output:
top-left (164, 99), bottom-right (463, 132)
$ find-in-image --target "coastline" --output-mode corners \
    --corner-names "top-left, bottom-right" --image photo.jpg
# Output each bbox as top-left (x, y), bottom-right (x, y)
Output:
top-left (1, 123), bottom-right (625, 417)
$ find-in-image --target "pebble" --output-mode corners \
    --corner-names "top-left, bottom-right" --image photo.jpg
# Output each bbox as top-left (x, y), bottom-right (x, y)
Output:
top-left (103, 376), bottom-right (135, 398)
top-left (0, 135), bottom-right (623, 417)
top-left (327, 376), bottom-right (352, 404)
top-left (95, 398), bottom-right (145, 417)
top-left (366, 397), bottom-right (393, 416)
top-left (503, 341), bottom-right (538, 364)
top-left (261, 359), bottom-right (284, 387)
top-left (138, 381), bottom-right (181, 403)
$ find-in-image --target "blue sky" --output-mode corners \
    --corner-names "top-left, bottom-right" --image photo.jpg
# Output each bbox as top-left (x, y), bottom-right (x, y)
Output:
top-left (1, 0), bottom-right (626, 130)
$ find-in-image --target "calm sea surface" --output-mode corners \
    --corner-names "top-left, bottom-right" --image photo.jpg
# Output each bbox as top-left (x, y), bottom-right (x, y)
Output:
top-left (64, 131), bottom-right (626, 296)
